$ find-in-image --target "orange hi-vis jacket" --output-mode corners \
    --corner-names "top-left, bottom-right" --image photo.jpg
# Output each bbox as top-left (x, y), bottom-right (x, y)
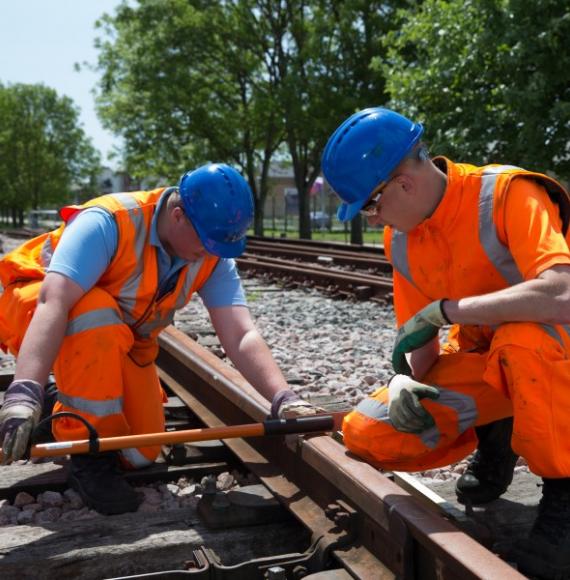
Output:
top-left (0, 188), bottom-right (219, 365)
top-left (0, 189), bottom-right (219, 468)
top-left (386, 158), bottom-right (570, 324)
top-left (342, 159), bottom-right (570, 476)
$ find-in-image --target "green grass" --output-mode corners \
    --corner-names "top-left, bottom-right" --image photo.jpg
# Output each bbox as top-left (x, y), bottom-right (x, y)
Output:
top-left (246, 290), bottom-right (262, 302)
top-left (250, 227), bottom-right (384, 246)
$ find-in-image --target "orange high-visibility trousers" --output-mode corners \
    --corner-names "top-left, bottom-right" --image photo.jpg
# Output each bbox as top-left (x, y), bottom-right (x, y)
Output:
top-left (0, 281), bottom-right (166, 468)
top-left (343, 322), bottom-right (570, 477)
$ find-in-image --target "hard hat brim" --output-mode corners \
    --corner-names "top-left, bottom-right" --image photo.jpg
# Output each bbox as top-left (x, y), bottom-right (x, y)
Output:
top-left (201, 235), bottom-right (247, 259)
top-left (337, 198), bottom-right (366, 222)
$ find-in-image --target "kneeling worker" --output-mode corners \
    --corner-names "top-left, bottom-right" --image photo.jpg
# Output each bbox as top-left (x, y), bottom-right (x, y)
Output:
top-left (0, 163), bottom-right (316, 515)
top-left (322, 107), bottom-right (570, 579)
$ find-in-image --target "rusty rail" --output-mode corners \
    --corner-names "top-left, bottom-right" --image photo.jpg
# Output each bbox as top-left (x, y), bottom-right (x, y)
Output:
top-left (247, 239), bottom-right (392, 274)
top-left (237, 254), bottom-right (393, 301)
top-left (157, 326), bottom-right (523, 579)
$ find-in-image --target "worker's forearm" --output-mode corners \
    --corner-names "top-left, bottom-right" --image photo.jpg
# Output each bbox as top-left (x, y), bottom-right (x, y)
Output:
top-left (14, 302), bottom-right (68, 385)
top-left (444, 277), bottom-right (570, 326)
top-left (409, 337), bottom-right (440, 380)
top-left (225, 330), bottom-right (290, 402)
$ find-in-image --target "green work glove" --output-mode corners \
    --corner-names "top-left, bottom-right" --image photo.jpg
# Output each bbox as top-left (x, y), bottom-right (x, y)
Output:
top-left (392, 300), bottom-right (451, 375)
top-left (388, 374), bottom-right (440, 433)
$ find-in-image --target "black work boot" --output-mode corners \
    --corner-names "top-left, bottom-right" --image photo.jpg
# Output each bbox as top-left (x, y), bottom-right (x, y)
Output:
top-left (511, 478), bottom-right (570, 579)
top-left (455, 417), bottom-right (519, 505)
top-left (69, 452), bottom-right (141, 515)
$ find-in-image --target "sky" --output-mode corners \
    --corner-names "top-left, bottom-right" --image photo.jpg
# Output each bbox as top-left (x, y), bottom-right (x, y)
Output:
top-left (0, 0), bottom-right (124, 168)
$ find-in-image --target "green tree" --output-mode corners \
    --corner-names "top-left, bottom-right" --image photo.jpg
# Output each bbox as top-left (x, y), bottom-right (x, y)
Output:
top-left (94, 0), bottom-right (284, 235)
top-left (263, 0), bottom-right (407, 240)
top-left (380, 0), bottom-right (570, 179)
top-left (0, 83), bottom-right (100, 227)
top-left (94, 0), bottom-right (412, 240)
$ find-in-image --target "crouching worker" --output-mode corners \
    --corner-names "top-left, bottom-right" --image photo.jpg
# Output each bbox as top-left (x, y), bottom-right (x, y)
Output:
top-left (0, 163), bottom-right (319, 515)
top-left (322, 107), bottom-right (570, 579)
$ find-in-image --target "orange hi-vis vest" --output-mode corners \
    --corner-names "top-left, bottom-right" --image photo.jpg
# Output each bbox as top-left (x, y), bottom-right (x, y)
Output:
top-left (385, 158), bottom-right (570, 312)
top-left (0, 188), bottom-right (219, 362)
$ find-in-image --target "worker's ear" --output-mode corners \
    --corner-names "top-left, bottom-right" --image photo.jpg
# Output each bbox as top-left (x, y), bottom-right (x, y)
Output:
top-left (394, 173), bottom-right (414, 194)
top-left (172, 205), bottom-right (186, 224)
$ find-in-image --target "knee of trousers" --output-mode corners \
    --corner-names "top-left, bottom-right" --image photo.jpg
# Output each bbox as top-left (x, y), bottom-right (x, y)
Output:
top-left (342, 388), bottom-right (477, 471)
top-left (55, 287), bottom-right (134, 394)
top-left (52, 288), bottom-right (134, 441)
top-left (485, 322), bottom-right (570, 476)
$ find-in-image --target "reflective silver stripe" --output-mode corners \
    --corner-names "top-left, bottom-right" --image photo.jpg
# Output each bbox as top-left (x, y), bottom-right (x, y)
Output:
top-left (540, 324), bottom-right (563, 347)
top-left (40, 236), bottom-right (54, 268)
top-left (136, 311), bottom-right (175, 338)
top-left (479, 166), bottom-right (524, 285)
top-left (175, 259), bottom-right (204, 309)
top-left (136, 259), bottom-right (205, 337)
top-left (355, 397), bottom-right (390, 421)
top-left (390, 230), bottom-right (416, 287)
top-left (355, 397), bottom-right (440, 449)
top-left (435, 388), bottom-right (478, 434)
top-left (117, 205), bottom-right (148, 318)
top-left (109, 192), bottom-right (141, 211)
top-left (66, 308), bottom-right (123, 336)
top-left (120, 447), bottom-right (153, 468)
top-left (563, 325), bottom-right (570, 341)
top-left (57, 392), bottom-right (123, 417)
top-left (419, 426), bottom-right (440, 449)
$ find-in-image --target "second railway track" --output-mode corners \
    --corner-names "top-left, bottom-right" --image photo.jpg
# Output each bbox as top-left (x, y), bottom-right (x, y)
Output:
top-left (240, 236), bottom-right (393, 302)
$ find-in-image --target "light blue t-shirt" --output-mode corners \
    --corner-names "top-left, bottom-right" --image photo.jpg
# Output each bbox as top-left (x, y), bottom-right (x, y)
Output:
top-left (46, 195), bottom-right (246, 308)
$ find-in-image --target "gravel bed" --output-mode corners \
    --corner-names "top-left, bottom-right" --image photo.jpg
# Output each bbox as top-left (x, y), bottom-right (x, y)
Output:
top-left (0, 470), bottom-right (254, 526)
top-left (176, 277), bottom-right (397, 407)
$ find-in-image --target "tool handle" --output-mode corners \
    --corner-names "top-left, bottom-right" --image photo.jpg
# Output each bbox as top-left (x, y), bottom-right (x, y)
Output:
top-left (263, 415), bottom-right (334, 435)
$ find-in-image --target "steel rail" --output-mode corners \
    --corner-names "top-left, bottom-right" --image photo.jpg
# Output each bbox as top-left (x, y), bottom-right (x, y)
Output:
top-left (157, 326), bottom-right (523, 580)
top-left (236, 254), bottom-right (393, 300)
top-left (248, 235), bottom-right (386, 255)
top-left (247, 240), bottom-right (392, 273)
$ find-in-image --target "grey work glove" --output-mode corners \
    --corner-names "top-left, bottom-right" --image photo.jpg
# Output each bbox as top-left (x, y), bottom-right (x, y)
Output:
top-left (0, 379), bottom-right (44, 463)
top-left (388, 374), bottom-right (440, 434)
top-left (392, 300), bottom-right (451, 376)
top-left (270, 390), bottom-right (325, 419)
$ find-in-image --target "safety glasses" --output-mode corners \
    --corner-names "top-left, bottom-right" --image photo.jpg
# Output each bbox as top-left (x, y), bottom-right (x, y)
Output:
top-left (360, 182), bottom-right (388, 217)
top-left (359, 144), bottom-right (430, 217)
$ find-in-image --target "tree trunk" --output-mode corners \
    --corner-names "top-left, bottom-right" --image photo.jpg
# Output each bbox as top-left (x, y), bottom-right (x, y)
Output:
top-left (350, 214), bottom-right (363, 245)
top-left (253, 206), bottom-right (264, 236)
top-left (298, 183), bottom-right (312, 240)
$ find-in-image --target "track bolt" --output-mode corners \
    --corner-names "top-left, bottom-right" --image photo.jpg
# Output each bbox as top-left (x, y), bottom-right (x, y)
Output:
top-left (292, 564), bottom-right (308, 578)
top-left (265, 566), bottom-right (286, 579)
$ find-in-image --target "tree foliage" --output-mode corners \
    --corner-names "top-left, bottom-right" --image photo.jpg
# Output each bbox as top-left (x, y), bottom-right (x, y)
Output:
top-left (262, 0), bottom-right (402, 239)
top-left (0, 83), bottom-right (100, 226)
top-left (94, 0), bottom-right (410, 237)
top-left (95, 0), bottom-right (284, 235)
top-left (380, 0), bottom-right (570, 179)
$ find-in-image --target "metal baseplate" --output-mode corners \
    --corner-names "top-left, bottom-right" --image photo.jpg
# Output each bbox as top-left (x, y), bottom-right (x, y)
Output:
top-left (107, 499), bottom-right (359, 580)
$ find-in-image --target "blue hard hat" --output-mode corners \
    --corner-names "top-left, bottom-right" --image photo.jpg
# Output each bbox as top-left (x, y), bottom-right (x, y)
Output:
top-left (322, 107), bottom-right (424, 222)
top-left (179, 163), bottom-right (254, 258)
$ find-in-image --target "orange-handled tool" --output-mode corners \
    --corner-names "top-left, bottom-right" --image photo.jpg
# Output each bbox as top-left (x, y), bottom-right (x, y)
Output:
top-left (1, 415), bottom-right (336, 462)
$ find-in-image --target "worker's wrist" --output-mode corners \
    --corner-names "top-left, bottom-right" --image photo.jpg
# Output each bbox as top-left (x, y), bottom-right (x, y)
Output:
top-left (3, 379), bottom-right (44, 410)
top-left (270, 389), bottom-right (299, 418)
